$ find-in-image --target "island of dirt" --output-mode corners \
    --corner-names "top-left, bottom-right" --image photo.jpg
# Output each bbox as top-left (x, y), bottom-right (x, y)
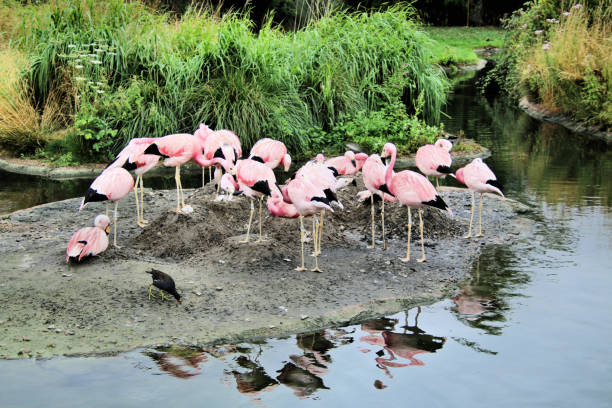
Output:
top-left (0, 179), bottom-right (533, 359)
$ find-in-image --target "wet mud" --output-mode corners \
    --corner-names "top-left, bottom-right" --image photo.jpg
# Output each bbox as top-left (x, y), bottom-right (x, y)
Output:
top-left (0, 179), bottom-right (533, 359)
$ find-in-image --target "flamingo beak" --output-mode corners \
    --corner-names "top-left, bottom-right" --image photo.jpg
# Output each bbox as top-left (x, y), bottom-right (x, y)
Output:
top-left (105, 226), bottom-right (111, 234)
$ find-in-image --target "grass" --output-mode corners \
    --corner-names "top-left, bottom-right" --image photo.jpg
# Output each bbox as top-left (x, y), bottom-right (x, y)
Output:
top-left (423, 26), bottom-right (505, 66)
top-left (517, 4), bottom-right (611, 128)
top-left (0, 1), bottom-right (450, 162)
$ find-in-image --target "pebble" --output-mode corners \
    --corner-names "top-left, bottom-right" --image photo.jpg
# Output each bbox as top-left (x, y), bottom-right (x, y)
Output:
top-left (301, 315), bottom-right (309, 320)
top-left (47, 325), bottom-right (55, 330)
top-left (268, 325), bottom-right (276, 329)
top-left (62, 273), bottom-right (72, 277)
top-left (283, 258), bottom-right (291, 262)
top-left (193, 291), bottom-right (202, 296)
top-left (215, 287), bottom-right (223, 291)
top-left (278, 306), bottom-right (288, 313)
top-left (46, 343), bottom-right (56, 348)
top-left (218, 260), bottom-right (225, 264)
top-left (66, 330), bottom-right (75, 336)
top-left (18, 349), bottom-right (31, 356)
top-left (55, 329), bottom-right (63, 334)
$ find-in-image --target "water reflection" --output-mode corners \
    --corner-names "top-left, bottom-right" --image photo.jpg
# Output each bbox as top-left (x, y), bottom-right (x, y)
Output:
top-left (360, 308), bottom-right (446, 378)
top-left (144, 345), bottom-right (207, 379)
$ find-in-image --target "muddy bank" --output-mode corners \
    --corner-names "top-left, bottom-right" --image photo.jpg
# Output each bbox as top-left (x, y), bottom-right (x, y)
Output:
top-left (0, 180), bottom-right (533, 359)
top-left (519, 97), bottom-right (612, 144)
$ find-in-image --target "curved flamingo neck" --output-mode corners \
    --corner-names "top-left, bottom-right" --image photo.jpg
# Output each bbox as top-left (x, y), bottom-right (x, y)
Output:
top-left (385, 146), bottom-right (396, 191)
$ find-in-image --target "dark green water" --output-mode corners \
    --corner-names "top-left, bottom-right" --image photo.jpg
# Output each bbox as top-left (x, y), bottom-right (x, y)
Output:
top-left (1, 75), bottom-right (611, 407)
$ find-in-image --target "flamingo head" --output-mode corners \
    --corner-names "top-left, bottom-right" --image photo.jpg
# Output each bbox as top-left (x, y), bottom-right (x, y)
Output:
top-left (220, 173), bottom-right (237, 194)
top-left (345, 150), bottom-right (355, 160)
top-left (435, 138), bottom-right (453, 152)
top-left (354, 153), bottom-right (368, 170)
top-left (315, 153), bottom-right (325, 163)
top-left (283, 154), bottom-right (292, 172)
top-left (94, 214), bottom-right (111, 234)
top-left (194, 123), bottom-right (212, 144)
top-left (381, 143), bottom-right (396, 159)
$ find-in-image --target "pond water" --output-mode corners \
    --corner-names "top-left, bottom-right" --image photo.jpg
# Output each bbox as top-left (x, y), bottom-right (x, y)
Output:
top-left (1, 74), bottom-right (611, 407)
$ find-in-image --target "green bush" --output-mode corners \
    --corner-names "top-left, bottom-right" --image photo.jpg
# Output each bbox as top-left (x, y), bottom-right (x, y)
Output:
top-left (7, 1), bottom-right (449, 161)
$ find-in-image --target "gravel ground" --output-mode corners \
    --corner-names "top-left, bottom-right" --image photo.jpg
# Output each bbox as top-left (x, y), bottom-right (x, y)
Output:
top-left (0, 179), bottom-right (534, 359)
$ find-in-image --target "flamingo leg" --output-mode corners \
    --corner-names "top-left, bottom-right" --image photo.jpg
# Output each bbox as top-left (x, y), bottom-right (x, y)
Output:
top-left (202, 167), bottom-right (206, 188)
top-left (240, 199), bottom-right (255, 243)
top-left (367, 194), bottom-right (375, 249)
top-left (112, 200), bottom-right (121, 248)
top-left (295, 216), bottom-right (306, 271)
top-left (134, 175), bottom-right (142, 227)
top-left (311, 216), bottom-right (323, 273)
top-left (417, 208), bottom-right (426, 263)
top-left (256, 196), bottom-right (264, 242)
top-left (139, 175), bottom-right (148, 225)
top-left (476, 193), bottom-right (484, 237)
top-left (465, 191), bottom-right (475, 238)
top-left (174, 166), bottom-right (181, 212)
top-left (177, 165), bottom-right (186, 209)
top-left (400, 207), bottom-right (412, 262)
top-left (310, 216), bottom-right (316, 256)
top-left (105, 201), bottom-right (109, 217)
top-left (381, 198), bottom-right (387, 250)
top-left (317, 210), bottom-right (324, 256)
top-left (436, 177), bottom-right (440, 190)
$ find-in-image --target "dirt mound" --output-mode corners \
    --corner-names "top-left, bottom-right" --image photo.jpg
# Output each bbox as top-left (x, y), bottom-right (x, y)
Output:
top-left (132, 178), bottom-right (463, 262)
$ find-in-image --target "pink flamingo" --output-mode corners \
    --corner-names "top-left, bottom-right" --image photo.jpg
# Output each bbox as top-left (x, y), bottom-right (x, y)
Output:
top-left (360, 154), bottom-right (397, 250)
top-left (108, 137), bottom-right (160, 227)
top-left (65, 214), bottom-right (110, 262)
top-left (80, 167), bottom-right (135, 247)
top-left (143, 133), bottom-right (210, 212)
top-left (249, 138), bottom-right (291, 171)
top-left (415, 139), bottom-right (453, 189)
top-left (194, 123), bottom-right (213, 186)
top-left (325, 151), bottom-right (368, 176)
top-left (230, 158), bottom-right (283, 243)
top-left (285, 175), bottom-right (334, 272)
top-left (381, 143), bottom-right (452, 262)
top-left (199, 127), bottom-right (242, 193)
top-left (296, 159), bottom-right (348, 255)
top-left (454, 158), bottom-right (504, 238)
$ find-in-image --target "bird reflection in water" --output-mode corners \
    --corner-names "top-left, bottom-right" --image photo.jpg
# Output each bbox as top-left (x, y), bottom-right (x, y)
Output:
top-left (277, 330), bottom-right (352, 398)
top-left (226, 344), bottom-right (279, 401)
top-left (144, 345), bottom-right (207, 379)
top-left (360, 307), bottom-right (446, 379)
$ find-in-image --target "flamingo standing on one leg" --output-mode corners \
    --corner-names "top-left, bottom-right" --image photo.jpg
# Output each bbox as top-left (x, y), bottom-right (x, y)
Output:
top-left (454, 158), bottom-right (504, 238)
top-left (381, 143), bottom-right (452, 263)
top-left (325, 151), bottom-right (368, 176)
top-left (233, 158), bottom-right (283, 243)
top-left (361, 154), bottom-right (397, 250)
top-left (65, 214), bottom-right (110, 262)
top-left (80, 167), bottom-right (135, 248)
top-left (415, 139), bottom-right (453, 189)
top-left (143, 133), bottom-right (210, 212)
top-left (107, 137), bottom-right (160, 227)
top-left (249, 138), bottom-right (291, 171)
top-left (285, 176), bottom-right (334, 272)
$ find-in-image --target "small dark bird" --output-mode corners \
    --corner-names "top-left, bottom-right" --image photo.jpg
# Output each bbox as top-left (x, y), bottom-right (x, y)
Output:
top-left (146, 269), bottom-right (181, 303)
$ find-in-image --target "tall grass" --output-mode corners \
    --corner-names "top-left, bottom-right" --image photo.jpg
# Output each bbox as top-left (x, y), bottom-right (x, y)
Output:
top-left (4, 0), bottom-right (449, 160)
top-left (518, 3), bottom-right (611, 128)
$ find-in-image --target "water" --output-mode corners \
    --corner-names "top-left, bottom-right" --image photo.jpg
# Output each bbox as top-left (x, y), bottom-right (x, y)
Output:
top-left (1, 75), bottom-right (611, 407)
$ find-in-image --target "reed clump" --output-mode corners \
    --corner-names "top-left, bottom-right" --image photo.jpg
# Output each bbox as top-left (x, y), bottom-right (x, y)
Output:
top-left (1, 0), bottom-right (449, 161)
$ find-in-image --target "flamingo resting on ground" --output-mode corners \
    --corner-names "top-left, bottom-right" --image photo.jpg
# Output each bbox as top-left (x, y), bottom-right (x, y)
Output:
top-left (325, 151), bottom-right (368, 176)
top-left (415, 139), bottom-right (453, 189)
top-left (249, 138), bottom-right (291, 171)
top-left (143, 133), bottom-right (209, 213)
top-left (381, 143), bottom-right (452, 263)
top-left (361, 154), bottom-right (397, 250)
top-left (107, 137), bottom-right (160, 227)
top-left (454, 158), bottom-right (504, 238)
top-left (80, 167), bottom-right (135, 248)
top-left (285, 175), bottom-right (334, 272)
top-left (232, 158), bottom-right (283, 243)
top-left (65, 214), bottom-right (110, 262)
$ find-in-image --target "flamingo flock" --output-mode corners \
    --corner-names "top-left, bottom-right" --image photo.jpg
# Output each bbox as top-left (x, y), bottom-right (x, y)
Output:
top-left (67, 127), bottom-right (505, 277)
